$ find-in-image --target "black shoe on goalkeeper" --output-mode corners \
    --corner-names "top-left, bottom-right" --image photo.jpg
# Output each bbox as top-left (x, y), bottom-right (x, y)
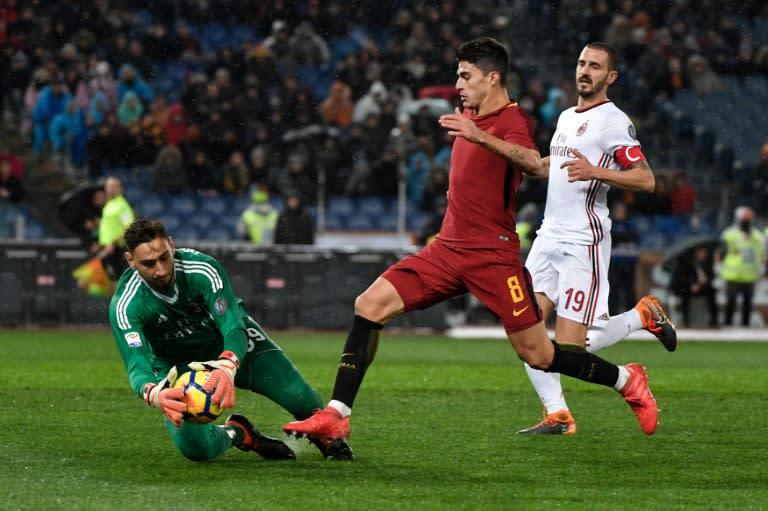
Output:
top-left (226, 414), bottom-right (296, 460)
top-left (310, 437), bottom-right (355, 461)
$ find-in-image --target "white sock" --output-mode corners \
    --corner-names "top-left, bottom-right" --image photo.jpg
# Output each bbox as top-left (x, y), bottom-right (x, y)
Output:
top-left (586, 310), bottom-right (643, 352)
top-left (524, 362), bottom-right (567, 414)
top-left (328, 399), bottom-right (352, 417)
top-left (221, 425), bottom-right (237, 441)
top-left (613, 365), bottom-right (630, 391)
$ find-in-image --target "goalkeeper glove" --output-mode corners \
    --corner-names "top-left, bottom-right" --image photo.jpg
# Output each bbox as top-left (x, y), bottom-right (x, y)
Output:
top-left (142, 366), bottom-right (186, 427)
top-left (189, 350), bottom-right (239, 409)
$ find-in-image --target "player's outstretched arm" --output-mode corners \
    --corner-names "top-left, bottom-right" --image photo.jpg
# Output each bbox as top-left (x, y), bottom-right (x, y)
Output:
top-left (189, 350), bottom-right (239, 409)
top-left (438, 109), bottom-right (542, 174)
top-left (562, 148), bottom-right (654, 192)
top-left (527, 156), bottom-right (550, 179)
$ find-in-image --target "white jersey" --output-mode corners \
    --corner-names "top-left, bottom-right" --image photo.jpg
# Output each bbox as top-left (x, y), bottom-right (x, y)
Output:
top-left (537, 100), bottom-right (640, 245)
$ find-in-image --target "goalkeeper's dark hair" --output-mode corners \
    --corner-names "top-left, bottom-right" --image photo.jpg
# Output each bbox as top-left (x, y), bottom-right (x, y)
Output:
top-left (455, 36), bottom-right (509, 80)
top-left (124, 218), bottom-right (168, 251)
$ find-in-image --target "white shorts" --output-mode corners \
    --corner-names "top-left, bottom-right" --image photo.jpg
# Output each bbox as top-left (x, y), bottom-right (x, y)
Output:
top-left (525, 235), bottom-right (611, 327)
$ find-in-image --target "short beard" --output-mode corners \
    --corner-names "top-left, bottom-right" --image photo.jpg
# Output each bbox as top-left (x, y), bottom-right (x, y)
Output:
top-left (577, 76), bottom-right (607, 100)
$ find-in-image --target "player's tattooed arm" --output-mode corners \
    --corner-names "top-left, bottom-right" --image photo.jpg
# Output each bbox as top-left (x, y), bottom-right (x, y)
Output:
top-left (438, 109), bottom-right (541, 174)
top-left (480, 134), bottom-right (541, 175)
top-left (523, 155), bottom-right (550, 179)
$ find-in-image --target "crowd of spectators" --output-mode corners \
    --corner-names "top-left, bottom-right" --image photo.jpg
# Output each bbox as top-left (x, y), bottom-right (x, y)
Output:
top-left (1, 0), bottom-right (767, 240)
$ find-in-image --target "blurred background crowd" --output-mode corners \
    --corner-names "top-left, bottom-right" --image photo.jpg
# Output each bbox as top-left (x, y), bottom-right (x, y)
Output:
top-left (0, 0), bottom-right (766, 246)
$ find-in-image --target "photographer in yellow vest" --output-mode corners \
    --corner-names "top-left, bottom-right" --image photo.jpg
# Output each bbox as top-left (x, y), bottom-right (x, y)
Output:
top-left (98, 176), bottom-right (135, 283)
top-left (238, 186), bottom-right (278, 246)
top-left (716, 206), bottom-right (764, 326)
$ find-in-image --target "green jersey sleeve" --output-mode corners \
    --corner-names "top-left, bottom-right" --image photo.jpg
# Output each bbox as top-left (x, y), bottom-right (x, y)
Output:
top-left (174, 249), bottom-right (248, 361)
top-left (109, 272), bottom-right (165, 398)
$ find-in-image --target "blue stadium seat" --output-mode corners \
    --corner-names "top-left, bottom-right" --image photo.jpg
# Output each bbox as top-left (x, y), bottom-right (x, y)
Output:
top-left (377, 212), bottom-right (399, 231)
top-left (653, 215), bottom-right (687, 242)
top-left (173, 225), bottom-right (199, 242)
top-left (122, 182), bottom-right (143, 202)
top-left (205, 228), bottom-right (232, 242)
top-left (170, 195), bottom-right (198, 216)
top-left (358, 196), bottom-right (389, 216)
top-left (323, 214), bottom-right (344, 231)
top-left (135, 195), bottom-right (166, 218)
top-left (189, 215), bottom-right (213, 232)
top-left (640, 231), bottom-right (667, 250)
top-left (328, 197), bottom-right (356, 217)
top-left (229, 196), bottom-right (250, 215)
top-left (199, 196), bottom-right (228, 216)
top-left (407, 211), bottom-right (430, 231)
top-left (24, 222), bottom-right (47, 240)
top-left (158, 213), bottom-right (182, 233)
top-left (631, 215), bottom-right (654, 236)
top-left (345, 214), bottom-right (376, 231)
top-left (269, 196), bottom-right (284, 212)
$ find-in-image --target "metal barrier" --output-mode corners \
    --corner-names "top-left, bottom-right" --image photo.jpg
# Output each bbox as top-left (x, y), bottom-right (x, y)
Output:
top-left (0, 240), bottom-right (449, 330)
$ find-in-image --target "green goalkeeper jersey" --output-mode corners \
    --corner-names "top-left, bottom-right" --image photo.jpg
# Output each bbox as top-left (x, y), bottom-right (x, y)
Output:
top-left (109, 248), bottom-right (248, 398)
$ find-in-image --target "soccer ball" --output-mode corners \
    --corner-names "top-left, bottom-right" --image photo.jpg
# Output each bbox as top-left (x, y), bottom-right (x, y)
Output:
top-left (173, 370), bottom-right (223, 424)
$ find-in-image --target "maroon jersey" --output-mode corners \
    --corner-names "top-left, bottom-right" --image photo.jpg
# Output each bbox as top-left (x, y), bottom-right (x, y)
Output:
top-left (438, 101), bottom-right (537, 251)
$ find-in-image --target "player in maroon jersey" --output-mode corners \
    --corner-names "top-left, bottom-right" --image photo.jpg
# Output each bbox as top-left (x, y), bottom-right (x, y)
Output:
top-left (284, 37), bottom-right (657, 448)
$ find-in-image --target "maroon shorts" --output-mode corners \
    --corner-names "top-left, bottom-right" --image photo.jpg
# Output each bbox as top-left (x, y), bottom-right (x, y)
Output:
top-left (382, 239), bottom-right (541, 333)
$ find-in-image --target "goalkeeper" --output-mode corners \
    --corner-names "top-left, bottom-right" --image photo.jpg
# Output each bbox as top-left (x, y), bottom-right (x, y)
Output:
top-left (109, 217), bottom-right (352, 461)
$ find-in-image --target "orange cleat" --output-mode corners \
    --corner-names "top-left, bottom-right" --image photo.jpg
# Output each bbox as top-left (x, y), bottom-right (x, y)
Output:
top-left (635, 295), bottom-right (677, 352)
top-left (620, 364), bottom-right (658, 435)
top-left (283, 406), bottom-right (351, 440)
top-left (516, 409), bottom-right (577, 436)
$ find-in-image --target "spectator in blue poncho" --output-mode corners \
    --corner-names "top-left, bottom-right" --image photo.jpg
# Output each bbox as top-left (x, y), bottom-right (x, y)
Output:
top-left (116, 64), bottom-right (155, 104)
top-left (49, 98), bottom-right (88, 167)
top-left (87, 90), bottom-right (111, 128)
top-left (31, 76), bottom-right (72, 154)
top-left (539, 87), bottom-right (567, 129)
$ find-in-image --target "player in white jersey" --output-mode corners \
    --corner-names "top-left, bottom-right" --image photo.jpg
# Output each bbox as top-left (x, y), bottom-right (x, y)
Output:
top-left (518, 42), bottom-right (677, 435)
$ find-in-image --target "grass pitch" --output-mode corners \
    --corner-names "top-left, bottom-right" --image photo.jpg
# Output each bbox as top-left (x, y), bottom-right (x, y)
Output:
top-left (1, 329), bottom-right (766, 510)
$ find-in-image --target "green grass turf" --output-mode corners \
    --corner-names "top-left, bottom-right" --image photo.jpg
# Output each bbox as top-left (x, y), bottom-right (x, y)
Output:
top-left (1, 329), bottom-right (766, 511)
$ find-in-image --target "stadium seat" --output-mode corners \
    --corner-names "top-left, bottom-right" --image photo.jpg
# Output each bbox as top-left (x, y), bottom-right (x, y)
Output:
top-left (328, 197), bottom-right (356, 217)
top-left (135, 195), bottom-right (166, 218)
top-left (229, 196), bottom-right (250, 215)
top-left (24, 222), bottom-right (46, 240)
top-left (407, 211), bottom-right (430, 231)
top-left (269, 196), bottom-right (284, 212)
top-left (358, 196), bottom-right (389, 217)
top-left (205, 227), bottom-right (233, 242)
top-left (189, 215), bottom-right (213, 233)
top-left (654, 215), bottom-right (687, 243)
top-left (199, 196), bottom-right (228, 216)
top-left (377, 212), bottom-right (399, 231)
top-left (693, 126), bottom-right (715, 163)
top-left (632, 215), bottom-right (654, 236)
top-left (158, 213), bottom-right (182, 233)
top-left (172, 225), bottom-right (199, 242)
top-left (322, 214), bottom-right (344, 231)
top-left (640, 231), bottom-right (667, 250)
top-left (345, 214), bottom-right (376, 231)
top-left (170, 195), bottom-right (198, 216)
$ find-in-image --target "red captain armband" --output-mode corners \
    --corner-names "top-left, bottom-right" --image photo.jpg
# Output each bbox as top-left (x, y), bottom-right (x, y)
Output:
top-left (614, 146), bottom-right (647, 168)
